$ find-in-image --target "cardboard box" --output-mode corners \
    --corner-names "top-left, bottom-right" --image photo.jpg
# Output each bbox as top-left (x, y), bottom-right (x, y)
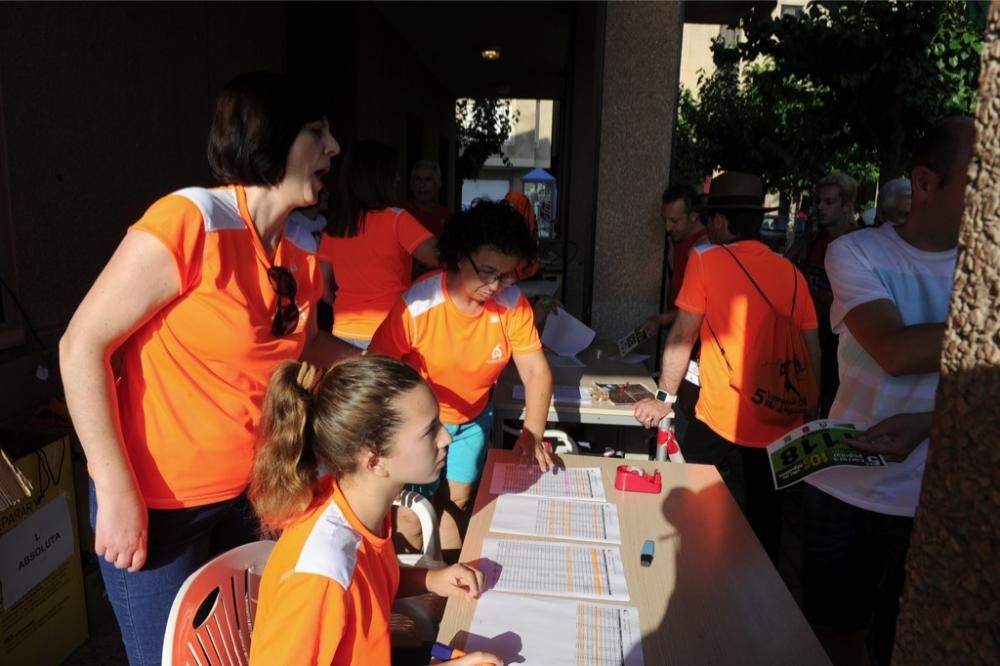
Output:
top-left (0, 431), bottom-right (89, 664)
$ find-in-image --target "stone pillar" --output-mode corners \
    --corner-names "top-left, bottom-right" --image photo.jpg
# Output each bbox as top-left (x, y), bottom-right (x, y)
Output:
top-left (589, 1), bottom-right (683, 338)
top-left (893, 3), bottom-right (1000, 663)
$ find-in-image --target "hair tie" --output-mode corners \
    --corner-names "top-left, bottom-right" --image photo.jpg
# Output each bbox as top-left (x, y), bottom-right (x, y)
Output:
top-left (295, 362), bottom-right (325, 395)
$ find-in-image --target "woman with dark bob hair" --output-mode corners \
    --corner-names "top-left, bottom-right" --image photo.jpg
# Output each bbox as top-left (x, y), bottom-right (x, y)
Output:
top-left (59, 72), bottom-right (357, 664)
top-left (319, 140), bottom-right (438, 349)
top-left (370, 198), bottom-right (554, 559)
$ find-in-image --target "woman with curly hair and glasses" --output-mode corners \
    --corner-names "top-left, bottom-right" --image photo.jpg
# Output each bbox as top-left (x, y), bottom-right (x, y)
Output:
top-left (59, 72), bottom-right (357, 664)
top-left (370, 198), bottom-right (554, 560)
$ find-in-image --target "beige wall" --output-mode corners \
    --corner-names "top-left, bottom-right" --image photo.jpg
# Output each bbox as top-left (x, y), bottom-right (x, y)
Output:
top-left (590, 1), bottom-right (683, 337)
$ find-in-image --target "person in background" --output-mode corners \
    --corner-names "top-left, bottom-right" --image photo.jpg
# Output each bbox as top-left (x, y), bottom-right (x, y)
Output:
top-left (59, 72), bottom-right (358, 665)
top-left (875, 177), bottom-right (912, 226)
top-left (370, 199), bottom-right (554, 561)
top-left (801, 116), bottom-right (974, 666)
top-left (637, 185), bottom-right (708, 339)
top-left (503, 191), bottom-right (537, 238)
top-left (249, 357), bottom-right (501, 666)
top-left (632, 172), bottom-right (820, 564)
top-left (788, 171), bottom-right (860, 417)
top-left (321, 142), bottom-right (438, 350)
top-left (404, 159), bottom-right (451, 239)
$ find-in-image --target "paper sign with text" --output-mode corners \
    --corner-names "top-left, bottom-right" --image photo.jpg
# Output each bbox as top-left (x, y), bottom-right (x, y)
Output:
top-left (767, 420), bottom-right (884, 490)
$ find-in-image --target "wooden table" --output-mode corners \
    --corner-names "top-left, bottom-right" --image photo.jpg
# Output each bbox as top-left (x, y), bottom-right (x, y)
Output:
top-left (491, 344), bottom-right (656, 447)
top-left (436, 451), bottom-right (831, 665)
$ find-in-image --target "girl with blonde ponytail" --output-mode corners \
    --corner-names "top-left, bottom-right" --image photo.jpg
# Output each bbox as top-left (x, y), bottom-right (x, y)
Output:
top-left (249, 355), bottom-right (502, 666)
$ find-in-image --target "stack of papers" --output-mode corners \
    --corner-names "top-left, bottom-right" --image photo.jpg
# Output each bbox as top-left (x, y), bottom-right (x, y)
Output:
top-left (512, 384), bottom-right (592, 406)
top-left (470, 464), bottom-right (645, 665)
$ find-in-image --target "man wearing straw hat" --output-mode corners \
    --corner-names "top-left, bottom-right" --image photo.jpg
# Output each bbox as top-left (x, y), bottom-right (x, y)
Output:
top-left (633, 171), bottom-right (821, 562)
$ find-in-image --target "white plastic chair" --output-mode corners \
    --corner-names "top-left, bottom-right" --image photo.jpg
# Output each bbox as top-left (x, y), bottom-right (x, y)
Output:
top-left (501, 425), bottom-right (580, 454)
top-left (391, 490), bottom-right (445, 642)
top-left (162, 540), bottom-right (275, 666)
top-left (393, 489), bottom-right (443, 566)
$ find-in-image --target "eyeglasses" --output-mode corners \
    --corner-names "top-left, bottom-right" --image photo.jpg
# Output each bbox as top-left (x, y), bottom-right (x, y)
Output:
top-left (267, 266), bottom-right (300, 336)
top-left (466, 254), bottom-right (518, 288)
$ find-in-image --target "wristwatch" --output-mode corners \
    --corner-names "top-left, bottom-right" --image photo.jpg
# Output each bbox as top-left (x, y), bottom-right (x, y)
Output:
top-left (654, 389), bottom-right (678, 405)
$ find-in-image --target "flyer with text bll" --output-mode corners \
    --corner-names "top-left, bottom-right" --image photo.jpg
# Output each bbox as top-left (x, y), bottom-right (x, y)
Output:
top-left (767, 419), bottom-right (885, 490)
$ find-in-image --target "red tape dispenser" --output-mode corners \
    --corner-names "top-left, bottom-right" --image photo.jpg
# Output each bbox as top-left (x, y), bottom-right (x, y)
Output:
top-left (614, 465), bottom-right (662, 493)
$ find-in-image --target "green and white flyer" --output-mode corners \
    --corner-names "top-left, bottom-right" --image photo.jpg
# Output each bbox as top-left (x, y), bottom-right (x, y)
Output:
top-left (767, 420), bottom-right (885, 490)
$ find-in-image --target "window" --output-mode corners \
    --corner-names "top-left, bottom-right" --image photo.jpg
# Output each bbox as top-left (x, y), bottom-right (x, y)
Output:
top-left (780, 5), bottom-right (803, 19)
top-left (461, 179), bottom-right (512, 209)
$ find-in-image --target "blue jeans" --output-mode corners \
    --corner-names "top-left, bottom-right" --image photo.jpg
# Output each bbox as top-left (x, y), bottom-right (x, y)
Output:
top-left (89, 479), bottom-right (259, 665)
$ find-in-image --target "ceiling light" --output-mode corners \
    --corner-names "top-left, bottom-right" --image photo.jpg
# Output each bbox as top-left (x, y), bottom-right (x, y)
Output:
top-left (481, 48), bottom-right (501, 61)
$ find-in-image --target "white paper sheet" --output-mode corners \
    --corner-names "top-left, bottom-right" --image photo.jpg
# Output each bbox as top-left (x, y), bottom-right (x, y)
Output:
top-left (489, 463), bottom-right (607, 502)
top-left (491, 495), bottom-right (622, 544)
top-left (466, 592), bottom-right (644, 666)
top-left (0, 493), bottom-right (74, 608)
top-left (512, 383), bottom-right (592, 406)
top-left (480, 538), bottom-right (630, 601)
top-left (542, 309), bottom-right (596, 356)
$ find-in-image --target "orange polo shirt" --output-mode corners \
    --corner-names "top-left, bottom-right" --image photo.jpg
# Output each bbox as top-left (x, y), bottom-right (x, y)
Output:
top-left (369, 270), bottom-right (542, 424)
top-left (250, 480), bottom-right (400, 665)
top-left (319, 207), bottom-right (433, 341)
top-left (675, 240), bottom-right (818, 447)
top-left (118, 187), bottom-right (323, 508)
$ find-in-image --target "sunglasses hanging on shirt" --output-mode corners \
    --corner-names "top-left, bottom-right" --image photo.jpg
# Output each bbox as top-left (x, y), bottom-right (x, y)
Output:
top-left (267, 266), bottom-right (299, 336)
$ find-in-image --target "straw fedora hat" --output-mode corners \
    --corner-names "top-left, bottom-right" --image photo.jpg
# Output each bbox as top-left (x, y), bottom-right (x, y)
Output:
top-left (701, 172), bottom-right (779, 212)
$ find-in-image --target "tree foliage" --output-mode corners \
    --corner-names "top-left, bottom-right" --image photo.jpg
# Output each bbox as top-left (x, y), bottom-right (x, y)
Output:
top-left (455, 98), bottom-right (519, 181)
top-left (673, 0), bottom-right (984, 203)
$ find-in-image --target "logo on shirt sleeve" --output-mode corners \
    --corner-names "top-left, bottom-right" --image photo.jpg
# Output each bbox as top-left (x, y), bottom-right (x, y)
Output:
top-left (490, 344), bottom-right (503, 361)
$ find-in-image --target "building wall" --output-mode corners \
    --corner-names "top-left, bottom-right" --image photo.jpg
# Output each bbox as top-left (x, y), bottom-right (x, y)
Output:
top-left (353, 4), bottom-right (457, 203)
top-left (589, 0), bottom-right (683, 338)
top-left (0, 2), bottom-right (286, 422)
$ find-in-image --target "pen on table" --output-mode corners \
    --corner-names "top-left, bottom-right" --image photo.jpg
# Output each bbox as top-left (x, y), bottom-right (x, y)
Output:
top-left (430, 641), bottom-right (492, 665)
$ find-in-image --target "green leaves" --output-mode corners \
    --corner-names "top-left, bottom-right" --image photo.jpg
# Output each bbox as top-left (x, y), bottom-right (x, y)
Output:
top-left (674, 0), bottom-right (984, 198)
top-left (455, 98), bottom-right (519, 180)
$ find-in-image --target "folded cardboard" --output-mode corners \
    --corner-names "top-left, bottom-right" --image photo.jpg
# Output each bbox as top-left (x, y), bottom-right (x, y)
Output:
top-left (0, 431), bottom-right (88, 664)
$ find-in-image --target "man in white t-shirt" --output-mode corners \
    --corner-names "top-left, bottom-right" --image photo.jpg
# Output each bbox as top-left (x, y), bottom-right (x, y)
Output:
top-left (801, 116), bottom-right (975, 666)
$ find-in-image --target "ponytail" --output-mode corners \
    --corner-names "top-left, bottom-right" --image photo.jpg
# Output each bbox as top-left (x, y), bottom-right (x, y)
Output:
top-left (250, 355), bottom-right (426, 532)
top-left (249, 361), bottom-right (322, 533)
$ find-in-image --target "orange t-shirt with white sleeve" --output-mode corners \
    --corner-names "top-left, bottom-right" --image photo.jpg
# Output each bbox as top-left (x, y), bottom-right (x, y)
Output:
top-left (319, 207), bottom-right (433, 341)
top-left (250, 480), bottom-right (400, 666)
top-left (675, 240), bottom-right (818, 447)
top-left (369, 270), bottom-right (542, 424)
top-left (118, 187), bottom-right (324, 508)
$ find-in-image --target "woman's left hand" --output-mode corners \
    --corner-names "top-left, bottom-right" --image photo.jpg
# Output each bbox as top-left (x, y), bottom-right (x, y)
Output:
top-left (426, 563), bottom-right (485, 600)
top-left (514, 430), bottom-right (554, 472)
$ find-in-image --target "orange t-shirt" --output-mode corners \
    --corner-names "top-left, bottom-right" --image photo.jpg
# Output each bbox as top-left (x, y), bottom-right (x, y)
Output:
top-left (119, 187), bottom-right (323, 508)
top-left (675, 240), bottom-right (818, 447)
top-left (369, 270), bottom-right (542, 424)
top-left (319, 207), bottom-right (433, 341)
top-left (250, 480), bottom-right (400, 666)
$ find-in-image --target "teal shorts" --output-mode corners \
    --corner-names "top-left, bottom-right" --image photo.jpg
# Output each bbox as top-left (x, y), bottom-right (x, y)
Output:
top-left (406, 406), bottom-right (493, 496)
